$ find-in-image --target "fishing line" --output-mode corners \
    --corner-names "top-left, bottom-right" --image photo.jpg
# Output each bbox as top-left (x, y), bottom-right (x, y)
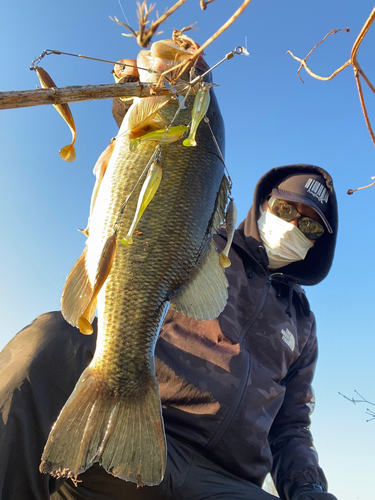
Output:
top-left (204, 116), bottom-right (232, 192)
top-left (30, 49), bottom-right (157, 75)
top-left (112, 145), bottom-right (162, 233)
top-left (117, 0), bottom-right (131, 26)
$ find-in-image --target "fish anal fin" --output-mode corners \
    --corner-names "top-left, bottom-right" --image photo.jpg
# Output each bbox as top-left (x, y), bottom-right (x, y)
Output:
top-left (40, 367), bottom-right (166, 486)
top-left (170, 238), bottom-right (228, 321)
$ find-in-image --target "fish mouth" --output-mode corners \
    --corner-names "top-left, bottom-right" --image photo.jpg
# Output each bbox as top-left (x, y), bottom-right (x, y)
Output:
top-left (137, 38), bottom-right (205, 83)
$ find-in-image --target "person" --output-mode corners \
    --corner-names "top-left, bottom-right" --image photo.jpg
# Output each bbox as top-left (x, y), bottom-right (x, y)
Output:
top-left (0, 163), bottom-right (339, 500)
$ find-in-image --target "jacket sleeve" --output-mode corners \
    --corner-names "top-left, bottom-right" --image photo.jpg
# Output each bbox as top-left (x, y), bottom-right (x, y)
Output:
top-left (0, 311), bottom-right (96, 500)
top-left (268, 317), bottom-right (328, 500)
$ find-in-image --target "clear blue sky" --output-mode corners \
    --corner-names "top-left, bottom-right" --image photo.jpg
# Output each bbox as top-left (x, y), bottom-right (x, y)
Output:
top-left (0, 1), bottom-right (374, 498)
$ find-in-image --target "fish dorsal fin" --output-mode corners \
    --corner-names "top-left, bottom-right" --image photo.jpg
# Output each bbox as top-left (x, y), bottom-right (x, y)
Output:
top-left (169, 175), bottom-right (230, 321)
top-left (169, 238), bottom-right (228, 321)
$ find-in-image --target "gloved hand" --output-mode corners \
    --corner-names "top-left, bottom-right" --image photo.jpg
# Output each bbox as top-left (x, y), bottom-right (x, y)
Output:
top-left (292, 484), bottom-right (338, 500)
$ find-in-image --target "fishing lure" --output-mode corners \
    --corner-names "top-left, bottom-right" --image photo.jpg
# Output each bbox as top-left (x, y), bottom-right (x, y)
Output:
top-left (183, 82), bottom-right (211, 147)
top-left (129, 125), bottom-right (188, 152)
top-left (219, 198), bottom-right (237, 268)
top-left (33, 66), bottom-right (77, 162)
top-left (121, 161), bottom-right (163, 245)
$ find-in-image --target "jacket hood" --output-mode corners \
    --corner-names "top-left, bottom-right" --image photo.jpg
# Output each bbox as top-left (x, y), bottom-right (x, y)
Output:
top-left (237, 164), bottom-right (338, 286)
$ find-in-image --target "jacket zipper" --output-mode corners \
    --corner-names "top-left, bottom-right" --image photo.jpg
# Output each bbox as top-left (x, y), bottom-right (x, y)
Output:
top-left (239, 276), bottom-right (272, 345)
top-left (206, 276), bottom-right (272, 451)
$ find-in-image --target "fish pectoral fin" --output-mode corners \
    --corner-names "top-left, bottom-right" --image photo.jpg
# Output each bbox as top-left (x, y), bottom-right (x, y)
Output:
top-left (127, 96), bottom-right (170, 133)
top-left (40, 366), bottom-right (166, 486)
top-left (170, 175), bottom-right (230, 321)
top-left (170, 239), bottom-right (228, 321)
top-left (61, 246), bottom-right (94, 329)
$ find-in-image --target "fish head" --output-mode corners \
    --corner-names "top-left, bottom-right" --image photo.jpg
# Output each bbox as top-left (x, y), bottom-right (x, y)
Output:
top-left (137, 37), bottom-right (210, 84)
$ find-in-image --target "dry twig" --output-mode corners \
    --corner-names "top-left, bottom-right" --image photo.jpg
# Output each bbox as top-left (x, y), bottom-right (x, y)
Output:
top-left (162, 0), bottom-right (253, 83)
top-left (111, 0), bottom-right (188, 47)
top-left (339, 390), bottom-right (375, 422)
top-left (347, 177), bottom-right (375, 195)
top-left (200, 0), bottom-right (215, 10)
top-left (287, 7), bottom-right (375, 151)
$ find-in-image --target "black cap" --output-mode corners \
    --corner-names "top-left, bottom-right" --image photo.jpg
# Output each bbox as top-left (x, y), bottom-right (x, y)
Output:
top-left (272, 173), bottom-right (333, 233)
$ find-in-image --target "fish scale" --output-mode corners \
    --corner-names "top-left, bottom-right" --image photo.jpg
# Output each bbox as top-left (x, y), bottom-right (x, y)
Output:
top-left (40, 44), bottom-right (228, 487)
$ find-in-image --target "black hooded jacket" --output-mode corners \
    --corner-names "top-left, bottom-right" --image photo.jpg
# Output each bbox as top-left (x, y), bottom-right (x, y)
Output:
top-left (156, 163), bottom-right (338, 498)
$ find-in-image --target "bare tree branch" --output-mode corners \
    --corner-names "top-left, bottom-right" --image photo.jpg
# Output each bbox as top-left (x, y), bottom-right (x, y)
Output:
top-left (287, 7), bottom-right (375, 156)
top-left (162, 0), bottom-right (253, 82)
top-left (200, 0), bottom-right (215, 10)
top-left (339, 390), bottom-right (375, 422)
top-left (347, 177), bottom-right (375, 195)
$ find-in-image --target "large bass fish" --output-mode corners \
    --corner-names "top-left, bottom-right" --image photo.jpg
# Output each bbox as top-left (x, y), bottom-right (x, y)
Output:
top-left (40, 38), bottom-right (231, 486)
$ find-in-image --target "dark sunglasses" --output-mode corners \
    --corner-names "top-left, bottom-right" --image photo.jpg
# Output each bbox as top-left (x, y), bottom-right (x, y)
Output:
top-left (268, 196), bottom-right (325, 240)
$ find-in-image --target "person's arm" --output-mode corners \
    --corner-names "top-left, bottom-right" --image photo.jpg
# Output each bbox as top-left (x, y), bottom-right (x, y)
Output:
top-left (269, 319), bottom-right (335, 500)
top-left (0, 311), bottom-right (96, 499)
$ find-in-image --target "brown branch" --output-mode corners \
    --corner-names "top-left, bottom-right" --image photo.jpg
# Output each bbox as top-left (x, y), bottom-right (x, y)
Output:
top-left (286, 29), bottom-right (350, 83)
top-left (287, 7), bottom-right (375, 152)
top-left (353, 67), bottom-right (375, 146)
top-left (200, 0), bottom-right (215, 10)
top-left (347, 177), bottom-right (375, 195)
top-left (351, 7), bottom-right (375, 63)
top-left (112, 0), bottom-right (188, 47)
top-left (163, 0), bottom-right (253, 82)
top-left (0, 82), bottom-right (171, 111)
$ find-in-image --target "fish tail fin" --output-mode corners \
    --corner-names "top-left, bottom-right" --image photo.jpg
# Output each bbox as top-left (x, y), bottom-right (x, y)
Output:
top-left (59, 144), bottom-right (76, 162)
top-left (40, 366), bottom-right (166, 486)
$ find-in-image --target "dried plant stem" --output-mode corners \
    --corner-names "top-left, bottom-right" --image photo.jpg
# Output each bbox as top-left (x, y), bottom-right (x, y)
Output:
top-left (339, 390), bottom-right (375, 421)
top-left (354, 67), bottom-right (375, 146)
top-left (287, 7), bottom-right (375, 152)
top-left (347, 178), bottom-right (375, 195)
top-left (162, 0), bottom-right (253, 81)
top-left (112, 0), bottom-right (189, 47)
top-left (287, 29), bottom-right (351, 83)
top-left (0, 82), bottom-right (170, 111)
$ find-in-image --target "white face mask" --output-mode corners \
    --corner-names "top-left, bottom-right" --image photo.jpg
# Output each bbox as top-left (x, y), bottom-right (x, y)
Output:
top-left (257, 207), bottom-right (314, 269)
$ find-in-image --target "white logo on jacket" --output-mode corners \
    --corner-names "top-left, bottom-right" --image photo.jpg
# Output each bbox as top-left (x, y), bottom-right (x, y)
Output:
top-left (281, 328), bottom-right (295, 352)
